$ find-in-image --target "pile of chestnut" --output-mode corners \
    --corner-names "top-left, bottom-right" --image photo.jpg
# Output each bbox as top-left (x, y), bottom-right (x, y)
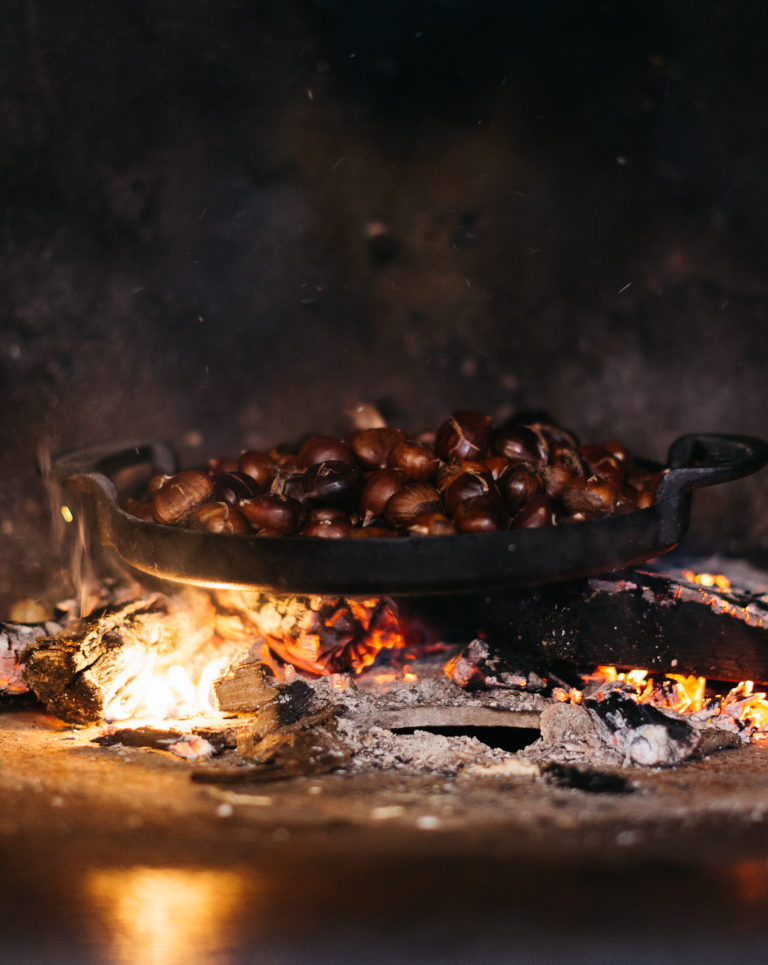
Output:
top-left (125, 412), bottom-right (664, 538)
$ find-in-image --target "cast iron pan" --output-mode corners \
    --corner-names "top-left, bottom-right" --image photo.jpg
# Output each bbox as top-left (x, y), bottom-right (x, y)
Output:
top-left (51, 434), bottom-right (768, 595)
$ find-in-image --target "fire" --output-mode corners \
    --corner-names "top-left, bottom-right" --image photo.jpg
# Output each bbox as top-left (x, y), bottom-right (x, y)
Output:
top-left (99, 592), bottom-right (407, 725)
top-left (258, 596), bottom-right (406, 676)
top-left (574, 666), bottom-right (768, 738)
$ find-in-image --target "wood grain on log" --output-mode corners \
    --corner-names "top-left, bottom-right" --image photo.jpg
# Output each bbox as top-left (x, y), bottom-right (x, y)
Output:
top-left (500, 571), bottom-right (768, 683)
top-left (21, 594), bottom-right (216, 724)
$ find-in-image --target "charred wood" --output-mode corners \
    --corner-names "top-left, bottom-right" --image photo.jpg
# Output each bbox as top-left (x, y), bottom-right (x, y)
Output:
top-left (490, 570), bottom-right (768, 684)
top-left (212, 658), bottom-right (277, 713)
top-left (21, 594), bottom-right (215, 724)
top-left (215, 589), bottom-right (401, 675)
top-left (234, 708), bottom-right (351, 779)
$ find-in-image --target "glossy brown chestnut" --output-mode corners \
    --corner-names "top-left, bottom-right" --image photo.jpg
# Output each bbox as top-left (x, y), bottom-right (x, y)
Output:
top-left (239, 451), bottom-right (275, 488)
top-left (272, 470), bottom-right (308, 504)
top-left (152, 470), bottom-right (214, 525)
top-left (435, 411), bottom-right (491, 462)
top-left (511, 494), bottom-right (554, 528)
top-left (443, 469), bottom-right (497, 516)
top-left (498, 463), bottom-right (543, 511)
top-left (303, 460), bottom-right (360, 505)
top-left (387, 439), bottom-right (439, 480)
top-left (189, 501), bottom-right (250, 534)
top-left (300, 518), bottom-right (354, 538)
top-left (297, 435), bottom-right (354, 469)
top-left (482, 455), bottom-right (509, 480)
top-left (207, 456), bottom-right (240, 477)
top-left (491, 424), bottom-right (547, 463)
top-left (407, 511), bottom-right (457, 537)
top-left (147, 473), bottom-right (172, 497)
top-left (452, 494), bottom-right (507, 532)
top-left (240, 493), bottom-right (303, 534)
top-left (360, 468), bottom-right (406, 518)
top-left (350, 427), bottom-right (406, 469)
top-left (528, 420), bottom-right (579, 451)
top-left (384, 482), bottom-right (441, 527)
top-left (213, 471), bottom-right (263, 505)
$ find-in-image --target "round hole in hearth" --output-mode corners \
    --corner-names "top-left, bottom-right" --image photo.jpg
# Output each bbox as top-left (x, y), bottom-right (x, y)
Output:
top-left (390, 725), bottom-right (541, 753)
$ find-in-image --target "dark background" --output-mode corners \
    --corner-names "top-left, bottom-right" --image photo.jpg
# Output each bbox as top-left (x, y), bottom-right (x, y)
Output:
top-left (2, 1), bottom-right (767, 611)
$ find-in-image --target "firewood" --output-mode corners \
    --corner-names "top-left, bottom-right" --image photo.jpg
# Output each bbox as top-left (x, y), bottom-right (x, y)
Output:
top-left (212, 658), bottom-right (277, 713)
top-left (234, 708), bottom-right (352, 779)
top-left (492, 570), bottom-right (768, 684)
top-left (21, 594), bottom-right (216, 724)
top-left (214, 589), bottom-right (401, 675)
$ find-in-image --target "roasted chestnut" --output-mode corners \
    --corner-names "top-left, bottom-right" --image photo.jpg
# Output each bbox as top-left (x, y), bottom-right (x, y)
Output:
top-left (453, 494), bottom-right (507, 532)
top-left (147, 473), bottom-right (172, 496)
top-left (239, 450), bottom-right (275, 488)
top-left (350, 427), bottom-right (406, 469)
top-left (388, 439), bottom-right (439, 480)
top-left (491, 424), bottom-right (547, 463)
top-left (240, 493), bottom-right (303, 534)
top-left (300, 517), bottom-right (354, 538)
top-left (272, 470), bottom-right (308, 504)
top-left (152, 470), bottom-right (214, 525)
top-left (407, 511), bottom-right (457, 537)
top-left (207, 455), bottom-right (240, 477)
top-left (384, 482), bottom-right (441, 527)
top-left (443, 469), bottom-right (498, 516)
top-left (303, 460), bottom-right (360, 506)
top-left (435, 411), bottom-right (491, 462)
top-left (297, 435), bottom-right (354, 469)
top-left (213, 471), bottom-right (263, 505)
top-left (498, 463), bottom-right (544, 511)
top-left (189, 501), bottom-right (250, 534)
top-left (511, 494), bottom-right (554, 528)
top-left (360, 468), bottom-right (406, 518)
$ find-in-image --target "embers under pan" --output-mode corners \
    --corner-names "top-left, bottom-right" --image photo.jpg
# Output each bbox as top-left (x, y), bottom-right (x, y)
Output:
top-left (51, 434), bottom-right (768, 595)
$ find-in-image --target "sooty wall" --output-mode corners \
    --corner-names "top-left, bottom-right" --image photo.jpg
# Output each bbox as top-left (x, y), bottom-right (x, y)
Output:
top-left (1, 2), bottom-right (767, 611)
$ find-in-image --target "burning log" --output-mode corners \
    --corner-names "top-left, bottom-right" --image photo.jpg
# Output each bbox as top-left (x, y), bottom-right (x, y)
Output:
top-left (497, 569), bottom-right (768, 683)
top-left (21, 594), bottom-right (216, 724)
top-left (214, 590), bottom-right (404, 675)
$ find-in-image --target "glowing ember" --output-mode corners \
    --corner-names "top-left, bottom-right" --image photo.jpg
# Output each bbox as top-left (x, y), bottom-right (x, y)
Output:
top-left (258, 596), bottom-right (406, 676)
top-left (570, 666), bottom-right (768, 740)
top-left (682, 569), bottom-right (732, 590)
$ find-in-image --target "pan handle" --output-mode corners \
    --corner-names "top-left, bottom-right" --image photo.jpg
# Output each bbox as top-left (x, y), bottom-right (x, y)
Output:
top-left (48, 440), bottom-right (178, 503)
top-left (657, 433), bottom-right (768, 504)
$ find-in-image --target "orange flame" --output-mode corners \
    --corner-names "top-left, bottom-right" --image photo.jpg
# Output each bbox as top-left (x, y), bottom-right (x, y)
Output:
top-left (265, 597), bottom-right (406, 676)
top-left (576, 666), bottom-right (768, 738)
top-left (100, 593), bottom-right (407, 724)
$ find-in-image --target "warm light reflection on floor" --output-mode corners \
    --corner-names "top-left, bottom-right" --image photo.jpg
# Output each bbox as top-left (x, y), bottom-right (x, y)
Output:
top-left (86, 867), bottom-right (245, 965)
